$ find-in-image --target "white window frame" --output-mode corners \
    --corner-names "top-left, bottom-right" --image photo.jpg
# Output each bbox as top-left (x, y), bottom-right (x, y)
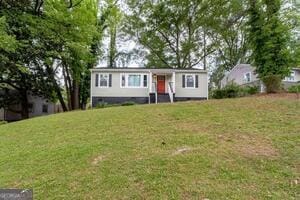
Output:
top-left (98, 73), bottom-right (109, 88)
top-left (120, 73), bottom-right (148, 88)
top-left (244, 72), bottom-right (251, 83)
top-left (285, 71), bottom-right (296, 82)
top-left (185, 74), bottom-right (196, 89)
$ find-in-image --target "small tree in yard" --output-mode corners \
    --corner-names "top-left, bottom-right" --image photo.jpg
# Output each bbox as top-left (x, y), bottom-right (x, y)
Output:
top-left (248, 0), bottom-right (292, 93)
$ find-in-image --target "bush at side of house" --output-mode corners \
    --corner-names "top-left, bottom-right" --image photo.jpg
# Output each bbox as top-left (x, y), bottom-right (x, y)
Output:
top-left (96, 102), bottom-right (109, 109)
top-left (243, 85), bottom-right (259, 95)
top-left (211, 84), bottom-right (259, 99)
top-left (211, 84), bottom-right (241, 99)
top-left (121, 101), bottom-right (136, 106)
top-left (0, 121), bottom-right (7, 125)
top-left (95, 101), bottom-right (136, 109)
top-left (261, 75), bottom-right (282, 93)
top-left (288, 85), bottom-right (300, 93)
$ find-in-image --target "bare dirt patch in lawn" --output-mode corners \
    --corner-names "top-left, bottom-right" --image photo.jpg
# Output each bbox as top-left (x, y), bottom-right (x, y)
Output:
top-left (91, 155), bottom-right (105, 165)
top-left (218, 134), bottom-right (279, 158)
top-left (172, 147), bottom-right (193, 156)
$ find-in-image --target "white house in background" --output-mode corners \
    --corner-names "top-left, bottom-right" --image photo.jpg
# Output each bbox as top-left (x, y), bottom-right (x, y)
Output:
top-left (0, 94), bottom-right (59, 122)
top-left (221, 64), bottom-right (300, 92)
top-left (90, 68), bottom-right (208, 106)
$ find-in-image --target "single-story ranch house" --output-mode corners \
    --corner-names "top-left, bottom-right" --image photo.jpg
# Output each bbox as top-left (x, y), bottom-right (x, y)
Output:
top-left (90, 68), bottom-right (208, 106)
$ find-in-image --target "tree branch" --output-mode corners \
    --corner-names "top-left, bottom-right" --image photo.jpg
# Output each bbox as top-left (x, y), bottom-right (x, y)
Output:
top-left (67, 0), bottom-right (84, 9)
top-left (137, 33), bottom-right (171, 68)
top-left (0, 80), bottom-right (21, 90)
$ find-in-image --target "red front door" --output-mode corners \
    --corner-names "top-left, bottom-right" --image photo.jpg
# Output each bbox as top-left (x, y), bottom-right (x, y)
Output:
top-left (157, 76), bottom-right (165, 93)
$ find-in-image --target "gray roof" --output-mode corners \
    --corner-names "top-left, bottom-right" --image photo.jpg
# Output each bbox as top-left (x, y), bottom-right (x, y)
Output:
top-left (227, 64), bottom-right (300, 73)
top-left (91, 67), bottom-right (207, 73)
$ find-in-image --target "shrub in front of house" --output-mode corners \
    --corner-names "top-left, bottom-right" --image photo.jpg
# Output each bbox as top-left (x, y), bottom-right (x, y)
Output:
top-left (211, 84), bottom-right (241, 99)
top-left (95, 101), bottom-right (135, 109)
top-left (211, 84), bottom-right (259, 99)
top-left (96, 102), bottom-right (109, 109)
top-left (288, 85), bottom-right (300, 93)
top-left (0, 120), bottom-right (7, 125)
top-left (121, 101), bottom-right (136, 106)
top-left (243, 85), bottom-right (259, 95)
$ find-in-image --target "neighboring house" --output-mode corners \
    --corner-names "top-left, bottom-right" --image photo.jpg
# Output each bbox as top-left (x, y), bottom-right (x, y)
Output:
top-left (90, 68), bottom-right (208, 106)
top-left (221, 64), bottom-right (300, 92)
top-left (0, 94), bottom-right (59, 122)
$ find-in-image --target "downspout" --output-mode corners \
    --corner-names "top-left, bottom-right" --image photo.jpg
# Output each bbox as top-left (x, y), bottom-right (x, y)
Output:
top-left (207, 71), bottom-right (209, 100)
top-left (90, 69), bottom-right (93, 109)
top-left (148, 70), bottom-right (152, 104)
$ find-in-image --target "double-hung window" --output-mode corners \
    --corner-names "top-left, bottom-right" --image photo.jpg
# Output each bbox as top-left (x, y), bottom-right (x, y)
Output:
top-left (182, 74), bottom-right (199, 88)
top-left (285, 71), bottom-right (295, 82)
top-left (100, 74), bottom-right (109, 87)
top-left (95, 73), bottom-right (112, 87)
top-left (244, 72), bottom-right (251, 83)
top-left (186, 75), bottom-right (195, 88)
top-left (121, 74), bottom-right (148, 88)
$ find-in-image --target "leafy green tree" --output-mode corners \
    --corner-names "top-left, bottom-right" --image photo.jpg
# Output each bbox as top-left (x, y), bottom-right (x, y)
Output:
top-left (209, 0), bottom-right (250, 88)
top-left (103, 0), bottom-right (123, 68)
top-left (0, 0), bottom-right (103, 118)
top-left (0, 17), bottom-right (17, 52)
top-left (100, 0), bottom-right (136, 68)
top-left (126, 0), bottom-right (226, 69)
top-left (42, 0), bottom-right (101, 110)
top-left (289, 0), bottom-right (300, 67)
top-left (248, 0), bottom-right (292, 93)
top-left (0, 1), bottom-right (56, 118)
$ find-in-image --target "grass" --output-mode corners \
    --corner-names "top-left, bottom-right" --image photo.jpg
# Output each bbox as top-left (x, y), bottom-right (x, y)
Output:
top-left (0, 95), bottom-right (299, 199)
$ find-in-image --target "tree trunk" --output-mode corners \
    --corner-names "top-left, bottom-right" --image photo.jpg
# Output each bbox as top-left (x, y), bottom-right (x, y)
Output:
top-left (203, 29), bottom-right (207, 70)
top-left (72, 80), bottom-right (80, 110)
top-left (176, 25), bottom-right (181, 68)
top-left (54, 82), bottom-right (68, 112)
top-left (65, 65), bottom-right (73, 110)
top-left (20, 91), bottom-right (29, 119)
top-left (62, 64), bottom-right (72, 110)
top-left (109, 27), bottom-right (117, 68)
top-left (46, 64), bottom-right (68, 112)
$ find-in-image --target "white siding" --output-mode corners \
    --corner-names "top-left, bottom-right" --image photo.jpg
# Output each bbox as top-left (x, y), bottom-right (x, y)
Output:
top-left (221, 64), bottom-right (259, 87)
top-left (175, 72), bottom-right (208, 98)
top-left (91, 72), bottom-right (150, 97)
top-left (91, 69), bottom-right (208, 99)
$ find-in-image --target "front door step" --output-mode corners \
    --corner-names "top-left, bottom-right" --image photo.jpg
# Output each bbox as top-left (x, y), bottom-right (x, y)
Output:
top-left (157, 94), bottom-right (170, 103)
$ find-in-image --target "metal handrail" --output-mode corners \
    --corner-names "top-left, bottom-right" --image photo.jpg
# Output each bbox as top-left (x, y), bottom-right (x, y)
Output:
top-left (152, 82), bottom-right (158, 104)
top-left (152, 82), bottom-right (156, 93)
top-left (168, 82), bottom-right (174, 103)
top-left (168, 82), bottom-right (174, 94)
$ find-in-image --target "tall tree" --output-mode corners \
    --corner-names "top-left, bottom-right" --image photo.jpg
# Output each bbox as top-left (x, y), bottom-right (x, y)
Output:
top-left (288, 0), bottom-right (300, 67)
top-left (100, 0), bottom-right (135, 68)
top-left (209, 0), bottom-right (250, 88)
top-left (0, 1), bottom-right (56, 118)
top-left (248, 0), bottom-right (292, 92)
top-left (42, 0), bottom-right (101, 110)
top-left (105, 0), bottom-right (123, 68)
top-left (0, 0), bottom-right (103, 119)
top-left (126, 0), bottom-right (225, 69)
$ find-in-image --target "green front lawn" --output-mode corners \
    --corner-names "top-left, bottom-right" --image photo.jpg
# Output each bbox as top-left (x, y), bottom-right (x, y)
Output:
top-left (0, 95), bottom-right (299, 199)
